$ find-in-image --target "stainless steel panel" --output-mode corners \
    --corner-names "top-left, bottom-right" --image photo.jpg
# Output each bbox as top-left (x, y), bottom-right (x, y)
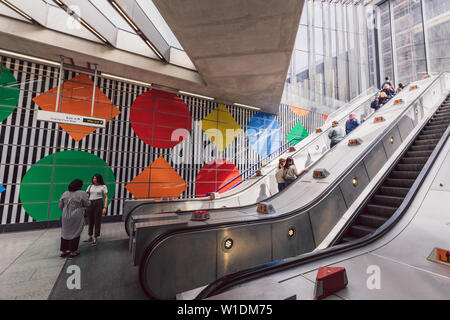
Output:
top-left (338, 161), bottom-right (370, 208)
top-left (207, 273), bottom-right (342, 300)
top-left (373, 190), bottom-right (450, 279)
top-left (396, 114), bottom-right (415, 142)
top-left (381, 125), bottom-right (403, 159)
top-left (144, 230), bottom-right (217, 299)
top-left (271, 212), bottom-right (316, 261)
top-left (309, 187), bottom-right (348, 245)
top-left (217, 224), bottom-right (272, 278)
top-left (133, 220), bottom-right (188, 266)
top-left (301, 253), bottom-right (450, 300)
top-left (362, 142), bottom-right (388, 180)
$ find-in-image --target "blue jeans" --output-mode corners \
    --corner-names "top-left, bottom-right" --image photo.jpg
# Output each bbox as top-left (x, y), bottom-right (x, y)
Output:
top-left (278, 183), bottom-right (286, 192)
top-left (285, 179), bottom-right (296, 187)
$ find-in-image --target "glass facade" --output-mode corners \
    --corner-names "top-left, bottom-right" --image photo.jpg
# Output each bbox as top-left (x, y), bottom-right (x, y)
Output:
top-left (285, 0), bottom-right (450, 112)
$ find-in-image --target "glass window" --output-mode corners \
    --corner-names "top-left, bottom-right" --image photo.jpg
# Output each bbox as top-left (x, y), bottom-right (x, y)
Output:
top-left (424, 0), bottom-right (450, 73)
top-left (392, 0), bottom-right (427, 84)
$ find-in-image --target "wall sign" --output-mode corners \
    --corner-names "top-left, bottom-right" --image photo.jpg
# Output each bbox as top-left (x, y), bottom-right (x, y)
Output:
top-left (36, 110), bottom-right (106, 128)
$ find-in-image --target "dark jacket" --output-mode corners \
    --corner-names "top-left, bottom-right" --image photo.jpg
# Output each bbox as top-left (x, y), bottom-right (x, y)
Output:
top-left (345, 119), bottom-right (360, 135)
top-left (378, 96), bottom-right (390, 106)
top-left (382, 88), bottom-right (395, 98)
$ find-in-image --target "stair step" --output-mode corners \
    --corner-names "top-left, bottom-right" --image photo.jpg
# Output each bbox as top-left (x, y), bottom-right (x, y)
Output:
top-left (422, 127), bottom-right (446, 135)
top-left (395, 163), bottom-right (424, 171)
top-left (341, 236), bottom-right (358, 244)
top-left (390, 170), bottom-right (419, 180)
top-left (429, 119), bottom-right (450, 126)
top-left (399, 157), bottom-right (428, 164)
top-left (424, 123), bottom-right (449, 131)
top-left (378, 186), bottom-right (410, 197)
top-left (366, 204), bottom-right (397, 217)
top-left (417, 133), bottom-right (444, 140)
top-left (432, 114), bottom-right (450, 122)
top-left (350, 225), bottom-right (376, 238)
top-left (409, 144), bottom-right (436, 152)
top-left (372, 194), bottom-right (404, 207)
top-left (406, 150), bottom-right (432, 158)
top-left (413, 139), bottom-right (439, 146)
top-left (385, 178), bottom-right (415, 188)
top-left (357, 214), bottom-right (389, 229)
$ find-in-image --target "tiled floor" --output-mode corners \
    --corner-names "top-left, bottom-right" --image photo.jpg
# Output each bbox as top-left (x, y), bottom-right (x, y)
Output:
top-left (0, 222), bottom-right (128, 300)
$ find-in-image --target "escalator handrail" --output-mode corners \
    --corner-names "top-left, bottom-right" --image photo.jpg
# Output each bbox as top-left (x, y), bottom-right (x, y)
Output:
top-left (194, 92), bottom-right (450, 300)
top-left (128, 90), bottom-right (378, 218)
top-left (214, 87), bottom-right (380, 194)
top-left (138, 76), bottom-right (446, 299)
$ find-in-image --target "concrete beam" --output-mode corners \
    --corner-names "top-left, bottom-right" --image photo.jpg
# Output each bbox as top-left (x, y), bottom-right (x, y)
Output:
top-left (153, 0), bottom-right (305, 114)
top-left (0, 16), bottom-right (205, 90)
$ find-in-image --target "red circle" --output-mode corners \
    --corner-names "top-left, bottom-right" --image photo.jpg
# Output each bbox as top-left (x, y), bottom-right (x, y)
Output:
top-left (130, 89), bottom-right (191, 149)
top-left (195, 159), bottom-right (242, 197)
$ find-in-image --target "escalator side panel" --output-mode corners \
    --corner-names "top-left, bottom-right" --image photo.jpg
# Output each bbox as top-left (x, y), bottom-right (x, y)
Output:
top-left (271, 211), bottom-right (316, 261)
top-left (309, 187), bottom-right (348, 246)
top-left (338, 161), bottom-right (370, 208)
top-left (362, 141), bottom-right (388, 180)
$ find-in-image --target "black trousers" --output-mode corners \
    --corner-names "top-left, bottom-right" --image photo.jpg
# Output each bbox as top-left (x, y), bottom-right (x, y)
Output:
top-left (87, 199), bottom-right (103, 237)
top-left (61, 236), bottom-right (80, 252)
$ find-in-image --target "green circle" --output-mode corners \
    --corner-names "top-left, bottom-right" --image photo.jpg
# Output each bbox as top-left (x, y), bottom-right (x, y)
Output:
top-left (20, 151), bottom-right (116, 221)
top-left (0, 65), bottom-right (19, 123)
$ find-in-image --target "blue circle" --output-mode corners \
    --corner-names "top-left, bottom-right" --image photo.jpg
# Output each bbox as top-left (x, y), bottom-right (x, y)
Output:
top-left (247, 113), bottom-right (282, 157)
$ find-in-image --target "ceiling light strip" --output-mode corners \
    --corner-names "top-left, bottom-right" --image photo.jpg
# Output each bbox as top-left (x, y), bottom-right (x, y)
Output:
top-left (0, 49), bottom-right (60, 67)
top-left (102, 73), bottom-right (152, 88)
top-left (178, 90), bottom-right (215, 101)
top-left (233, 103), bottom-right (261, 110)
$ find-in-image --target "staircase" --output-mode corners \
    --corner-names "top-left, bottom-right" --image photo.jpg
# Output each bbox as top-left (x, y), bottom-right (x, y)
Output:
top-left (338, 94), bottom-right (450, 244)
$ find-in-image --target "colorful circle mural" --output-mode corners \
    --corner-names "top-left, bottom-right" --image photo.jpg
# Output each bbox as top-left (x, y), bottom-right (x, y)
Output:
top-left (195, 159), bottom-right (241, 197)
top-left (247, 113), bottom-right (282, 157)
top-left (130, 89), bottom-right (192, 149)
top-left (0, 65), bottom-right (19, 123)
top-left (20, 151), bottom-right (116, 221)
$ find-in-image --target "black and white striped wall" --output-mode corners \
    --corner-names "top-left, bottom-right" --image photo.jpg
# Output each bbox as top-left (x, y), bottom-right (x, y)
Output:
top-left (0, 55), bottom-right (325, 227)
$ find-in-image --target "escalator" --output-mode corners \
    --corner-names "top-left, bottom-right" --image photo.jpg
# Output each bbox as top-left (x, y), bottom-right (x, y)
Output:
top-left (122, 88), bottom-right (380, 235)
top-left (337, 94), bottom-right (450, 244)
top-left (191, 84), bottom-right (450, 300)
top-left (132, 74), bottom-right (449, 300)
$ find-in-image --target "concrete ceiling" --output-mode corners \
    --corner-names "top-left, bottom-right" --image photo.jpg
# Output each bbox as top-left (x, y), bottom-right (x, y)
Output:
top-left (153, 0), bottom-right (304, 114)
top-left (0, 0), bottom-right (304, 114)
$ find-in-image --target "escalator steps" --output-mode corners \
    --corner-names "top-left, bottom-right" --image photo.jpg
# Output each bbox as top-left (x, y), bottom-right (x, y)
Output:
top-left (399, 157), bottom-right (428, 164)
top-left (337, 95), bottom-right (450, 245)
top-left (395, 163), bottom-right (424, 171)
top-left (366, 204), bottom-right (397, 217)
top-left (357, 214), bottom-right (389, 228)
top-left (384, 178), bottom-right (415, 188)
top-left (378, 186), bottom-right (410, 197)
top-left (372, 194), bottom-right (404, 207)
top-left (350, 225), bottom-right (376, 238)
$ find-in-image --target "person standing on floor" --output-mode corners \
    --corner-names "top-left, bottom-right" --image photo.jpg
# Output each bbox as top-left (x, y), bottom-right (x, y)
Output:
top-left (84, 174), bottom-right (108, 246)
top-left (275, 158), bottom-right (286, 192)
top-left (59, 179), bottom-right (90, 259)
